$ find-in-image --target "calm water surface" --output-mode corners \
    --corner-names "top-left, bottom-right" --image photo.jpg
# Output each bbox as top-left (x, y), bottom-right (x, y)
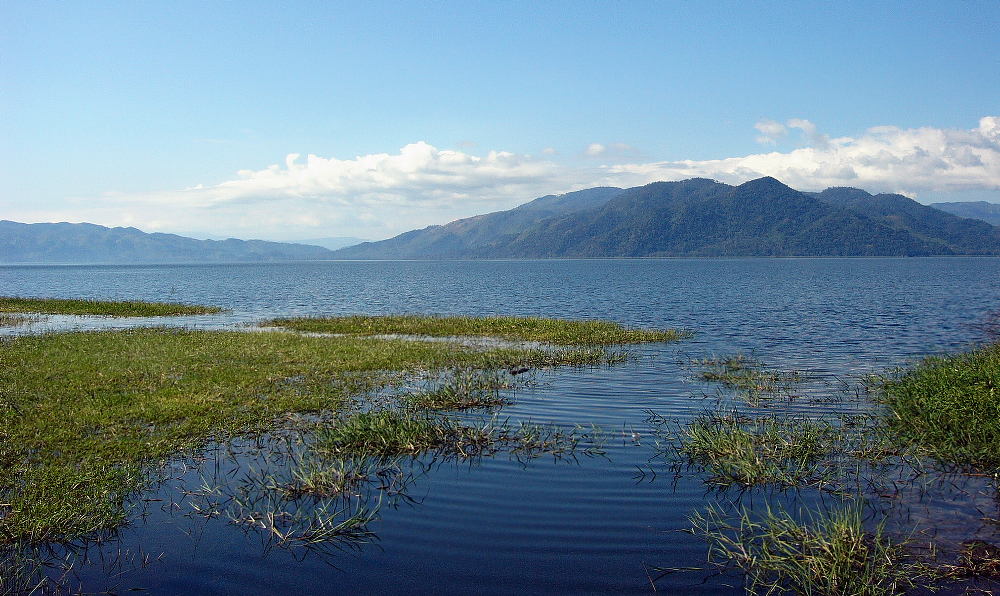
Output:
top-left (3, 258), bottom-right (999, 594)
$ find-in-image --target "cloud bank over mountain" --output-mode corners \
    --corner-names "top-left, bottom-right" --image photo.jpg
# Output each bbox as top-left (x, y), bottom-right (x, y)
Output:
top-left (602, 116), bottom-right (1000, 196)
top-left (10, 117), bottom-right (999, 240)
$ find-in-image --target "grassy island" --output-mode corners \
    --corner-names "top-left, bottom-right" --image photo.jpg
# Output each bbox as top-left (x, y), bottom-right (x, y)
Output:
top-left (0, 315), bottom-right (683, 547)
top-left (0, 296), bottom-right (223, 317)
top-left (263, 314), bottom-right (688, 345)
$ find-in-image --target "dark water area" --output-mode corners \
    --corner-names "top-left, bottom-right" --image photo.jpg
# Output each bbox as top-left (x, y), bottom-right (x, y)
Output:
top-left (3, 258), bottom-right (1000, 594)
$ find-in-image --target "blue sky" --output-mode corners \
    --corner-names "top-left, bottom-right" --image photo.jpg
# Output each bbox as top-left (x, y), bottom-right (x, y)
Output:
top-left (2, 1), bottom-right (998, 240)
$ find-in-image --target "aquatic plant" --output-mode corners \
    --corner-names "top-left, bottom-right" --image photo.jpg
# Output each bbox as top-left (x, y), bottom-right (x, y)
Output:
top-left (694, 353), bottom-right (805, 405)
top-left (684, 503), bottom-right (932, 595)
top-left (0, 296), bottom-right (223, 317)
top-left (880, 342), bottom-right (1000, 470)
top-left (262, 314), bottom-right (690, 345)
top-left (651, 411), bottom-right (838, 488)
top-left (315, 410), bottom-right (604, 459)
top-left (404, 368), bottom-right (517, 410)
top-left (0, 314), bottom-right (34, 328)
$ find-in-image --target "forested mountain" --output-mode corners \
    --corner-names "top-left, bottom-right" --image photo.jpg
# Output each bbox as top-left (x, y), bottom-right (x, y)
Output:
top-left (332, 187), bottom-right (623, 259)
top-left (0, 221), bottom-right (337, 264)
top-left (811, 188), bottom-right (1000, 254)
top-left (332, 177), bottom-right (1000, 258)
top-left (10, 179), bottom-right (998, 263)
top-left (929, 201), bottom-right (1000, 227)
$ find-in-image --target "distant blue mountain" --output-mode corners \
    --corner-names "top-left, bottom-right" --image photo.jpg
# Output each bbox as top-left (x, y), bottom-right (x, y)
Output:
top-left (332, 177), bottom-right (1000, 258)
top-left (0, 220), bottom-right (337, 264)
top-left (929, 201), bottom-right (1000, 227)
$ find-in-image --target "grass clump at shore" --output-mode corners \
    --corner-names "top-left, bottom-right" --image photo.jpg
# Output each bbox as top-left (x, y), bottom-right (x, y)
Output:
top-left (0, 296), bottom-right (222, 317)
top-left (685, 504), bottom-right (931, 595)
top-left (652, 412), bottom-right (838, 488)
top-left (262, 314), bottom-right (689, 345)
top-left (0, 327), bottom-right (601, 544)
top-left (880, 342), bottom-right (1000, 470)
top-left (0, 314), bottom-right (34, 328)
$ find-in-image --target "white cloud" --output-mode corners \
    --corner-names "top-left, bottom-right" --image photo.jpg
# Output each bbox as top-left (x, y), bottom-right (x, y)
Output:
top-left (15, 142), bottom-right (570, 241)
top-left (754, 119), bottom-right (787, 144)
top-left (604, 116), bottom-right (1000, 195)
top-left (584, 142), bottom-right (636, 158)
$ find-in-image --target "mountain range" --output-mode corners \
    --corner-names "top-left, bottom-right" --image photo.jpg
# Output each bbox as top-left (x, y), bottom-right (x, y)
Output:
top-left (332, 177), bottom-right (1000, 258)
top-left (4, 178), bottom-right (1000, 263)
top-left (0, 220), bottom-right (337, 264)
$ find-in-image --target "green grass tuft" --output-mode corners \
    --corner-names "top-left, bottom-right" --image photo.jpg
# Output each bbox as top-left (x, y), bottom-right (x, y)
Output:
top-left (686, 503), bottom-right (932, 595)
top-left (0, 296), bottom-right (222, 317)
top-left (262, 314), bottom-right (689, 345)
top-left (405, 368), bottom-right (516, 410)
top-left (654, 412), bottom-right (838, 488)
top-left (880, 342), bottom-right (1000, 470)
top-left (315, 410), bottom-right (604, 459)
top-left (695, 353), bottom-right (804, 405)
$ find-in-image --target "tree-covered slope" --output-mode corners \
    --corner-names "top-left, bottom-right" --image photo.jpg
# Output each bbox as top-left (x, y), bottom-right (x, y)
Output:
top-left (332, 187), bottom-right (623, 259)
top-left (813, 188), bottom-right (1000, 254)
top-left (488, 178), bottom-right (950, 257)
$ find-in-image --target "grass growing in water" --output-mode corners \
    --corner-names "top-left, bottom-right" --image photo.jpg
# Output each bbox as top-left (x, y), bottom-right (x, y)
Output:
top-left (651, 411), bottom-right (838, 488)
top-left (315, 410), bottom-right (604, 459)
top-left (0, 314), bottom-right (34, 328)
top-left (0, 296), bottom-right (222, 317)
top-left (880, 342), bottom-right (1000, 470)
top-left (263, 314), bottom-right (689, 345)
top-left (404, 368), bottom-right (517, 410)
top-left (0, 326), bottom-right (614, 544)
top-left (695, 354), bottom-right (804, 405)
top-left (686, 503), bottom-right (932, 595)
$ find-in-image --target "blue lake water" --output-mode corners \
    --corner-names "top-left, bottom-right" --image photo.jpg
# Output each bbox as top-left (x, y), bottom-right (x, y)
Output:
top-left (3, 258), bottom-right (1000, 594)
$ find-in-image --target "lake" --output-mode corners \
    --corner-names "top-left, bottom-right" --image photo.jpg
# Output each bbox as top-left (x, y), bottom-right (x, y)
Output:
top-left (3, 258), bottom-right (999, 594)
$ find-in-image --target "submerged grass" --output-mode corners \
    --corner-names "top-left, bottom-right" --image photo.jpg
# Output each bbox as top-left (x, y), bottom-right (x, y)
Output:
top-left (685, 503), bottom-right (932, 595)
top-left (0, 296), bottom-right (222, 317)
top-left (880, 342), bottom-right (1000, 470)
top-left (0, 325), bottom-right (617, 544)
top-left (695, 353), bottom-right (804, 405)
top-left (262, 314), bottom-right (689, 345)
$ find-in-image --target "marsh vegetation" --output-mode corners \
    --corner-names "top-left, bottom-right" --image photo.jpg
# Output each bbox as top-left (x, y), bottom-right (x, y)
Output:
top-left (0, 310), bottom-right (684, 596)
top-left (880, 342), bottom-right (1000, 470)
top-left (653, 342), bottom-right (1000, 594)
top-left (0, 296), bottom-right (222, 317)
top-left (5, 289), bottom-right (1000, 595)
top-left (0, 314), bottom-right (34, 328)
top-left (263, 314), bottom-right (689, 345)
